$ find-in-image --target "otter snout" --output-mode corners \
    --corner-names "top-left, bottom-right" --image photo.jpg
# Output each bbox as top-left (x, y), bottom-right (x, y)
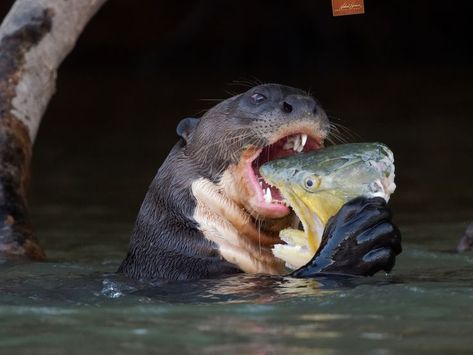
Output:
top-left (281, 94), bottom-right (319, 117)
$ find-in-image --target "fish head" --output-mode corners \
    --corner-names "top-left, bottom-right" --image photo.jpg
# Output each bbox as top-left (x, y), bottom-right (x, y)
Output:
top-left (259, 142), bottom-right (396, 269)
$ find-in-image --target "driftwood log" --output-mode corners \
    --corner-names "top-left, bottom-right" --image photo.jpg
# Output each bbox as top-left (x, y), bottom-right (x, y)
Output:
top-left (0, 0), bottom-right (107, 259)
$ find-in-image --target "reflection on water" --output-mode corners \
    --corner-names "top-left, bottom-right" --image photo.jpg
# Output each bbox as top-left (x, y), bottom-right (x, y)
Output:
top-left (1, 213), bottom-right (473, 355)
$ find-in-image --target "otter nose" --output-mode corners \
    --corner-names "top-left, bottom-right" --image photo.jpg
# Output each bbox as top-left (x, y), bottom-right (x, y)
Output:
top-left (281, 95), bottom-right (318, 116)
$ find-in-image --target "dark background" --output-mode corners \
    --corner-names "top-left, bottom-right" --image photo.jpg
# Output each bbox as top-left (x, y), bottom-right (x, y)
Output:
top-left (1, 0), bottom-right (473, 242)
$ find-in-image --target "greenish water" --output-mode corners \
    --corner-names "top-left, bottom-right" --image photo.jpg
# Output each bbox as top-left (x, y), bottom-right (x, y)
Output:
top-left (1, 201), bottom-right (472, 354)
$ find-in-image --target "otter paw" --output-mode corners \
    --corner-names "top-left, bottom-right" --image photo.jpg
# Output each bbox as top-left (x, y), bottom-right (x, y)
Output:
top-left (291, 196), bottom-right (402, 278)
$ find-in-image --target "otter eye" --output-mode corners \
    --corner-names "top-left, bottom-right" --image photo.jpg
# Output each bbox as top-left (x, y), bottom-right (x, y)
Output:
top-left (303, 175), bottom-right (321, 191)
top-left (250, 92), bottom-right (267, 104)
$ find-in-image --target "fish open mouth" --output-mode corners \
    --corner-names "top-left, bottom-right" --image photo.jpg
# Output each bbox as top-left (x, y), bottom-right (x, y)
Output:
top-left (245, 131), bottom-right (324, 218)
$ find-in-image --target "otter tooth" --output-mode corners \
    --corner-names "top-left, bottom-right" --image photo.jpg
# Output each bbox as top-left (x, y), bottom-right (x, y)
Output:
top-left (264, 188), bottom-right (272, 203)
top-left (284, 136), bottom-right (295, 150)
top-left (293, 135), bottom-right (301, 152)
top-left (283, 141), bottom-right (293, 150)
top-left (296, 142), bottom-right (305, 152)
top-left (301, 134), bottom-right (308, 147)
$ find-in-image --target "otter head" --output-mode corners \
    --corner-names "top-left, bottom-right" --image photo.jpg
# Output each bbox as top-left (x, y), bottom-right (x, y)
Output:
top-left (182, 84), bottom-right (329, 222)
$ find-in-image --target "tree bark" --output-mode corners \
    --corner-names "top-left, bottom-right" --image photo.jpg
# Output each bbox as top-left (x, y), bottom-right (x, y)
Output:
top-left (0, 0), bottom-right (107, 259)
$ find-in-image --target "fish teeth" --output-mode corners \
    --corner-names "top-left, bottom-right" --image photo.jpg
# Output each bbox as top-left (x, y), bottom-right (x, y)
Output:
top-left (264, 188), bottom-right (272, 203)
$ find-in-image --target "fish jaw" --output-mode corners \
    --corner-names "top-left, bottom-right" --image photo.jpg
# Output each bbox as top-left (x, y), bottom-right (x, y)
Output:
top-left (273, 229), bottom-right (313, 269)
top-left (270, 185), bottom-right (346, 270)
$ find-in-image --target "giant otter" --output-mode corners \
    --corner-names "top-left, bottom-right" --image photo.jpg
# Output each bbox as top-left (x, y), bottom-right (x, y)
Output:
top-left (118, 84), bottom-right (401, 280)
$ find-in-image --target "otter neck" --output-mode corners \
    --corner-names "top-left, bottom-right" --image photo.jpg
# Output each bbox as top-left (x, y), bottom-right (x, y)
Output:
top-left (191, 177), bottom-right (285, 275)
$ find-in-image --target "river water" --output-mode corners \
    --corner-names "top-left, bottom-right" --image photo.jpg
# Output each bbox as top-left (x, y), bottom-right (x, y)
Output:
top-left (1, 189), bottom-right (472, 354)
top-left (1, 69), bottom-right (473, 354)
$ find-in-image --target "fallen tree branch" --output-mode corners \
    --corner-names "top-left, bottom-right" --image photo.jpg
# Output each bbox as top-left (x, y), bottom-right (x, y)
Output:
top-left (0, 0), bottom-right (107, 259)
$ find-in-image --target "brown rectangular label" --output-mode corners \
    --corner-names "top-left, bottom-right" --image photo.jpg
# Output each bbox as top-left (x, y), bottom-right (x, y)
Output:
top-left (332, 0), bottom-right (365, 16)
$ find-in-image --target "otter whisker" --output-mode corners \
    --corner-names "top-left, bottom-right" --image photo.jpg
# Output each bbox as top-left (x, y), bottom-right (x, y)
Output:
top-left (257, 218), bottom-right (262, 255)
top-left (328, 118), bottom-right (361, 140)
top-left (326, 122), bottom-right (356, 144)
top-left (192, 136), bottom-right (257, 170)
top-left (192, 134), bottom-right (256, 161)
top-left (332, 124), bottom-right (357, 140)
top-left (325, 136), bottom-right (335, 146)
top-left (189, 129), bottom-right (255, 156)
top-left (327, 130), bottom-right (349, 145)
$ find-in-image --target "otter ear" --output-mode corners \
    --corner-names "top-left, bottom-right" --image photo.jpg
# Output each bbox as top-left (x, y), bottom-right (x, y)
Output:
top-left (176, 117), bottom-right (199, 144)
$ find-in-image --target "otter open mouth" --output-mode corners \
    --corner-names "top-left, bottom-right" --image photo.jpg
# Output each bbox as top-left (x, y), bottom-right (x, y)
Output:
top-left (246, 133), bottom-right (323, 217)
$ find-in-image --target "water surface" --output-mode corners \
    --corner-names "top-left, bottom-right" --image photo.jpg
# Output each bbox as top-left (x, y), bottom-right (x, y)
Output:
top-left (1, 201), bottom-right (472, 355)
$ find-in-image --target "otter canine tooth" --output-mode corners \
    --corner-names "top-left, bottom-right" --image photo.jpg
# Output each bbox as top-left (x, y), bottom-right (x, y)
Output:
top-left (264, 188), bottom-right (272, 203)
top-left (301, 134), bottom-right (308, 147)
top-left (293, 135), bottom-right (301, 152)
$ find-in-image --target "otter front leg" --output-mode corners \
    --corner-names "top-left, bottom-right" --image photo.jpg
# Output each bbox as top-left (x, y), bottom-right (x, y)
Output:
top-left (291, 197), bottom-right (402, 278)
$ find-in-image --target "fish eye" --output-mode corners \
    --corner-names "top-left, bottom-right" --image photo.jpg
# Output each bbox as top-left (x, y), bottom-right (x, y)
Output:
top-left (250, 92), bottom-right (267, 104)
top-left (303, 175), bottom-right (321, 191)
